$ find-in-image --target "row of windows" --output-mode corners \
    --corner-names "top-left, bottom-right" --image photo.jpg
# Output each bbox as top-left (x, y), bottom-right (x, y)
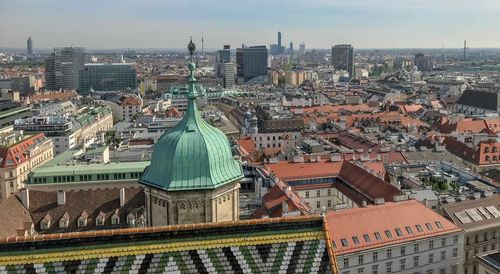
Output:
top-left (466, 230), bottom-right (498, 245)
top-left (341, 238), bottom-right (459, 267)
top-left (305, 188), bottom-right (334, 198)
top-left (289, 177), bottom-right (336, 186)
top-left (335, 222), bottom-right (447, 248)
top-left (342, 248), bottom-right (459, 270)
top-left (342, 264), bottom-right (458, 274)
top-left (31, 172), bottom-right (143, 184)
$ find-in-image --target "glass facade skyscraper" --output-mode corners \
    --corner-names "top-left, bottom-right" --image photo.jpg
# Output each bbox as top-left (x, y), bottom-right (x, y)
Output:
top-left (331, 44), bottom-right (354, 77)
top-left (45, 47), bottom-right (87, 91)
top-left (79, 63), bottom-right (137, 95)
top-left (236, 46), bottom-right (268, 82)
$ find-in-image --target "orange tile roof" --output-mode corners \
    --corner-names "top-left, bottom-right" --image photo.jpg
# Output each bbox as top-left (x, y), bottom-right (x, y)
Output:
top-left (120, 96), bottom-right (142, 106)
top-left (238, 136), bottom-right (256, 155)
top-left (265, 160), bottom-right (401, 203)
top-left (294, 104), bottom-right (375, 115)
top-left (264, 160), bottom-right (343, 181)
top-left (325, 200), bottom-right (462, 255)
top-left (434, 117), bottom-right (500, 134)
top-left (401, 104), bottom-right (423, 113)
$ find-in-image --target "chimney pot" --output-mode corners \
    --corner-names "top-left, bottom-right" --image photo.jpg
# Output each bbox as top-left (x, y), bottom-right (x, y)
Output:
top-left (120, 188), bottom-right (126, 207)
top-left (21, 188), bottom-right (29, 209)
top-left (57, 190), bottom-right (66, 205)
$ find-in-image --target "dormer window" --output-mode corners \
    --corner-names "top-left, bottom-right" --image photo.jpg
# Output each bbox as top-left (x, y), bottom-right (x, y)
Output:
top-left (485, 155), bottom-right (490, 161)
top-left (58, 212), bottom-right (69, 229)
top-left (78, 218), bottom-right (86, 227)
top-left (40, 219), bottom-right (50, 230)
top-left (59, 218), bottom-right (68, 229)
top-left (78, 211), bottom-right (88, 227)
top-left (111, 214), bottom-right (120, 225)
top-left (484, 147), bottom-right (490, 153)
top-left (127, 213), bottom-right (136, 227)
top-left (96, 212), bottom-right (105, 226)
top-left (40, 213), bottom-right (52, 230)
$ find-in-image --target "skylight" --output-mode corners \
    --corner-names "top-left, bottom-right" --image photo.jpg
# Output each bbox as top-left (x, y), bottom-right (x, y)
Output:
top-left (341, 239), bottom-right (349, 247)
top-left (416, 225), bottom-right (423, 232)
top-left (435, 221), bottom-right (443, 228)
top-left (395, 228), bottom-right (403, 236)
top-left (363, 234), bottom-right (371, 242)
top-left (352, 236), bottom-right (360, 244)
top-left (385, 230), bottom-right (393, 238)
top-left (405, 226), bottom-right (413, 234)
top-left (374, 232), bottom-right (382, 240)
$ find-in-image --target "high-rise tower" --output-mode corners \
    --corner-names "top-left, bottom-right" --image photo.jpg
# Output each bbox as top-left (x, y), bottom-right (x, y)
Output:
top-left (44, 47), bottom-right (86, 90)
top-left (26, 37), bottom-right (33, 55)
top-left (331, 44), bottom-right (354, 77)
top-left (278, 31), bottom-right (282, 49)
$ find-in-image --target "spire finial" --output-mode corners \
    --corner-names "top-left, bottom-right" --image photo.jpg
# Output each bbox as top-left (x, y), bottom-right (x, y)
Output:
top-left (188, 36), bottom-right (196, 62)
top-left (187, 38), bottom-right (197, 100)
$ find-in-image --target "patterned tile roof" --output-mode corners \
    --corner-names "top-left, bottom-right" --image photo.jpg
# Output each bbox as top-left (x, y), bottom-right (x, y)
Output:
top-left (0, 216), bottom-right (338, 274)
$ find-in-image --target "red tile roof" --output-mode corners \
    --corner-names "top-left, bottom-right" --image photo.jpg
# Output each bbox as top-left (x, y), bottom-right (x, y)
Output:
top-left (0, 133), bottom-right (47, 168)
top-left (265, 159), bottom-right (402, 203)
top-left (325, 200), bottom-right (462, 255)
top-left (293, 104), bottom-right (376, 115)
top-left (238, 136), bottom-right (256, 155)
top-left (120, 96), bottom-right (142, 106)
top-left (433, 117), bottom-right (500, 134)
top-left (338, 161), bottom-right (401, 202)
top-left (253, 181), bottom-right (311, 218)
top-left (442, 136), bottom-right (500, 166)
top-left (264, 160), bottom-right (343, 182)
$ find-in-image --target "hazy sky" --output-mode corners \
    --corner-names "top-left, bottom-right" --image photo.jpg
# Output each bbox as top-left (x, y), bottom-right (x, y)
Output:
top-left (1, 0), bottom-right (499, 49)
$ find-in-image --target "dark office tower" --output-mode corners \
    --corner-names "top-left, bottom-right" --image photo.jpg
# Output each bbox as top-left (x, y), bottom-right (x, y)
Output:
top-left (45, 47), bottom-right (86, 90)
top-left (331, 44), bottom-right (354, 77)
top-left (236, 46), bottom-right (268, 82)
top-left (216, 45), bottom-right (231, 77)
top-left (278, 31), bottom-right (282, 49)
top-left (290, 42), bottom-right (293, 51)
top-left (79, 63), bottom-right (137, 95)
top-left (26, 37), bottom-right (33, 55)
top-left (414, 53), bottom-right (433, 72)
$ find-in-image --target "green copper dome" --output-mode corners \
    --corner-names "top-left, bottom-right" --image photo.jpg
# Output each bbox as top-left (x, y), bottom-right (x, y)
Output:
top-left (139, 41), bottom-right (243, 191)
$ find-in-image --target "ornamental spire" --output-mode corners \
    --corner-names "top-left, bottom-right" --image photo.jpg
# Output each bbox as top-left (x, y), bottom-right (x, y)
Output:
top-left (187, 37), bottom-right (197, 100)
top-left (187, 36), bottom-right (196, 62)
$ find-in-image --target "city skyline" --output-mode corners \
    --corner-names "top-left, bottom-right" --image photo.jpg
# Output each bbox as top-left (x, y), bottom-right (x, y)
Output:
top-left (1, 0), bottom-right (500, 49)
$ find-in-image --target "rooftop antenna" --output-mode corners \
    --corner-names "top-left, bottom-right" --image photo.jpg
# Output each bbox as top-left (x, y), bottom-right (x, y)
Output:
top-left (201, 33), bottom-right (204, 56)
top-left (463, 40), bottom-right (467, 61)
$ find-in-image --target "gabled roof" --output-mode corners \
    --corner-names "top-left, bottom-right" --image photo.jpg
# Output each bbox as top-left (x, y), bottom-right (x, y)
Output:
top-left (0, 133), bottom-right (48, 168)
top-left (264, 160), bottom-right (401, 203)
top-left (338, 161), bottom-right (401, 202)
top-left (325, 200), bottom-right (462, 255)
top-left (0, 188), bottom-right (145, 235)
